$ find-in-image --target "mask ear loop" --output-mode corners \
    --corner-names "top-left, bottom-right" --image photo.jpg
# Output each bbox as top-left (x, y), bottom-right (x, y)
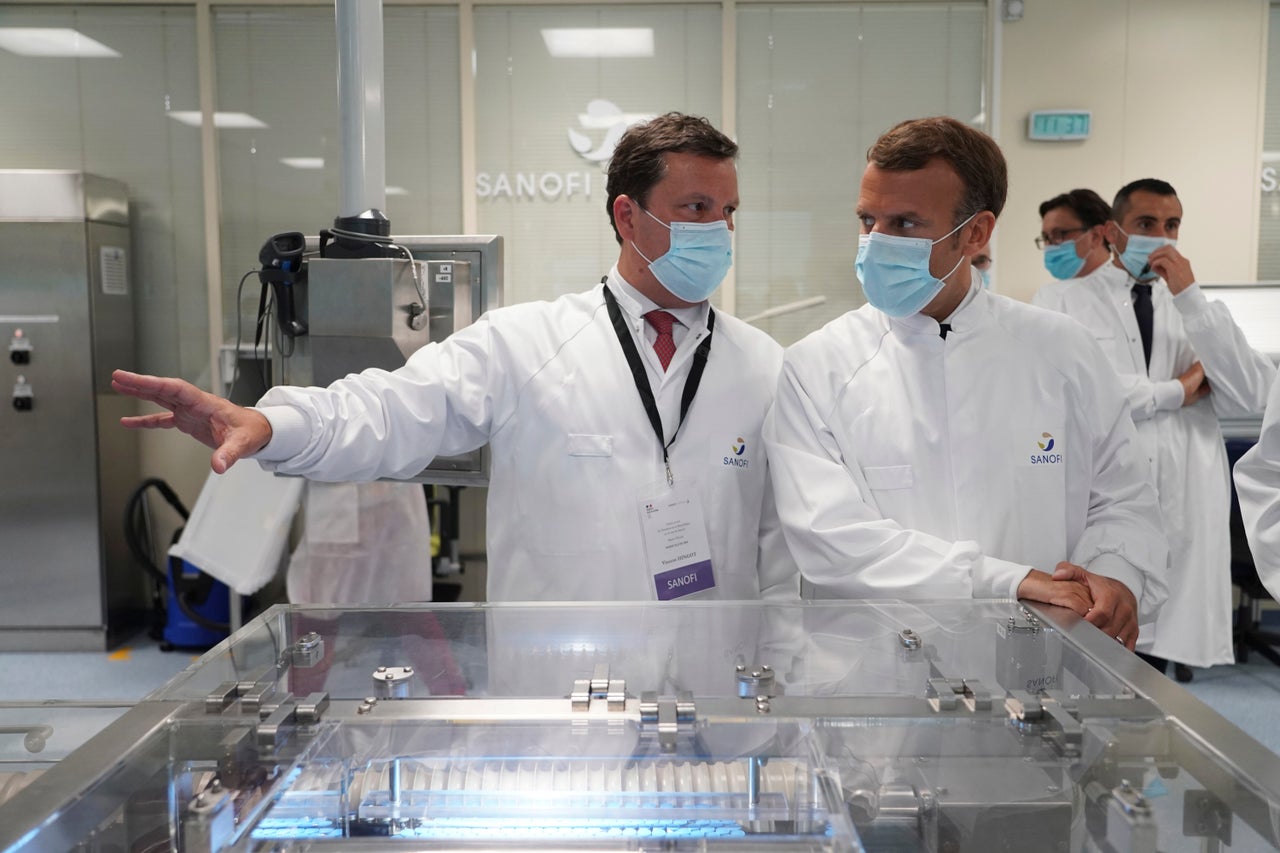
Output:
top-left (628, 203), bottom-right (668, 268)
top-left (932, 213), bottom-right (978, 284)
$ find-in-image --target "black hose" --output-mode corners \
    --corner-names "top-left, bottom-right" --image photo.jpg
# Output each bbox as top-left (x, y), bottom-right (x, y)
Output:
top-left (123, 478), bottom-right (189, 586)
top-left (167, 553), bottom-right (232, 635)
top-left (123, 478), bottom-right (232, 637)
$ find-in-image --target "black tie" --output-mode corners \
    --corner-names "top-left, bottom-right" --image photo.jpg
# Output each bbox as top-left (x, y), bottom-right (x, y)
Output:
top-left (939, 323), bottom-right (952, 340)
top-left (1131, 283), bottom-right (1154, 372)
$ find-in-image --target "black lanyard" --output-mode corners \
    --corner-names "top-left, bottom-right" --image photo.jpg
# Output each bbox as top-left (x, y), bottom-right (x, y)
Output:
top-left (602, 283), bottom-right (715, 485)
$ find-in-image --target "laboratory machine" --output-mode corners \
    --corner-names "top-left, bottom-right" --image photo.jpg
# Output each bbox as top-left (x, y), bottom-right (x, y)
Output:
top-left (1, 598), bottom-right (1278, 851)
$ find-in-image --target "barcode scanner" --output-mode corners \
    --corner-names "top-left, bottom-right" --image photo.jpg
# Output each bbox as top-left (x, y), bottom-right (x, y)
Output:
top-left (256, 231), bottom-right (308, 342)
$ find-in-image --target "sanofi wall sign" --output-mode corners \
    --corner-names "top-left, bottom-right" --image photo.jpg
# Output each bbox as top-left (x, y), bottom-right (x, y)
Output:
top-left (1261, 152), bottom-right (1280, 192)
top-left (475, 100), bottom-right (653, 201)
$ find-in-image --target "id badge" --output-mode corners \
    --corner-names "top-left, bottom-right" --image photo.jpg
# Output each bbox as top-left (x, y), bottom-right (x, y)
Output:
top-left (638, 481), bottom-right (716, 600)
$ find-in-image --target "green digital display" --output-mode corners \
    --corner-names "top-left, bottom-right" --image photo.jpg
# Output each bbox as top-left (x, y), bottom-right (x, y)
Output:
top-left (1027, 110), bottom-right (1091, 141)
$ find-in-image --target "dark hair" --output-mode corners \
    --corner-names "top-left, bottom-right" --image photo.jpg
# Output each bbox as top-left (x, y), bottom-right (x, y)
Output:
top-left (605, 112), bottom-right (738, 244)
top-left (866, 116), bottom-right (1007, 223)
top-left (1112, 178), bottom-right (1177, 223)
top-left (1038, 188), bottom-right (1111, 226)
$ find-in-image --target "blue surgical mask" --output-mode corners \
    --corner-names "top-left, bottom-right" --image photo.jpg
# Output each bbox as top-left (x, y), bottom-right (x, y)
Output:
top-left (632, 208), bottom-right (732, 303)
top-left (1116, 230), bottom-right (1174, 281)
top-left (975, 266), bottom-right (991, 289)
top-left (1043, 239), bottom-right (1087, 280)
top-left (855, 214), bottom-right (975, 318)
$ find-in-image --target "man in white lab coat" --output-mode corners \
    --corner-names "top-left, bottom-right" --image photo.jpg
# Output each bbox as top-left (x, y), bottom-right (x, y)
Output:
top-left (1233, 374), bottom-right (1280, 603)
top-left (113, 112), bottom-right (796, 603)
top-left (1031, 188), bottom-right (1113, 303)
top-left (1034, 179), bottom-right (1275, 679)
top-left (764, 117), bottom-right (1168, 648)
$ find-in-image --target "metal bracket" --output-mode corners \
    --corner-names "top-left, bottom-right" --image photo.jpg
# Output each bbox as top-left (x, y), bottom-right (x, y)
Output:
top-left (1005, 688), bottom-right (1044, 722)
top-left (640, 689), bottom-right (695, 753)
top-left (204, 680), bottom-right (241, 715)
top-left (926, 676), bottom-right (991, 712)
top-left (182, 782), bottom-right (235, 853)
top-left (1183, 789), bottom-right (1232, 845)
top-left (258, 689), bottom-right (327, 750)
top-left (1042, 691), bottom-right (1084, 756)
top-left (570, 664), bottom-right (627, 713)
top-left (1106, 780), bottom-right (1157, 853)
top-left (291, 631), bottom-right (325, 668)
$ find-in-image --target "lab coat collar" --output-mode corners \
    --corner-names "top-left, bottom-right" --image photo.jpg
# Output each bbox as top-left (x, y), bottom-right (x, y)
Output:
top-left (604, 266), bottom-right (710, 333)
top-left (886, 282), bottom-right (985, 341)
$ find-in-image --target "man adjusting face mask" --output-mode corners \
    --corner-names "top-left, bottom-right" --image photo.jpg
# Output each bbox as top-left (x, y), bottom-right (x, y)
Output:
top-left (1115, 230), bottom-right (1174, 282)
top-left (856, 213), bottom-right (976, 317)
top-left (631, 207), bottom-right (733, 303)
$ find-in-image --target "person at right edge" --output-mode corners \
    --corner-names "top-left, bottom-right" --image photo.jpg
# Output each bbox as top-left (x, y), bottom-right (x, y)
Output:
top-left (764, 117), bottom-right (1168, 651)
top-left (1033, 179), bottom-right (1275, 681)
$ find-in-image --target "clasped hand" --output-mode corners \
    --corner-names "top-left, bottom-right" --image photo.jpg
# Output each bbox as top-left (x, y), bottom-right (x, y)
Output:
top-left (1017, 562), bottom-right (1140, 650)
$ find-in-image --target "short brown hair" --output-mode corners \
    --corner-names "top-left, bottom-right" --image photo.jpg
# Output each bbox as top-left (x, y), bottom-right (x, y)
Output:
top-left (867, 116), bottom-right (1007, 224)
top-left (606, 112), bottom-right (738, 244)
top-left (1039, 188), bottom-right (1111, 226)
top-left (1040, 188), bottom-right (1112, 249)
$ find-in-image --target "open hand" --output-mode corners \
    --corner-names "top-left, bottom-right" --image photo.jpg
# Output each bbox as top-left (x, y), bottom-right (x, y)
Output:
top-left (112, 370), bottom-right (272, 473)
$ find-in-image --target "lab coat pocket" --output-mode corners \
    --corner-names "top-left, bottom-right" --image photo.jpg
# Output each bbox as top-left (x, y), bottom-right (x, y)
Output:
top-left (863, 465), bottom-right (915, 491)
top-left (1091, 332), bottom-right (1127, 368)
top-left (567, 433), bottom-right (614, 457)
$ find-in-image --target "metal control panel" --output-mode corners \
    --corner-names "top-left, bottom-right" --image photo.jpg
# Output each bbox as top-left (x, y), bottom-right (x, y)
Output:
top-left (285, 235), bottom-right (502, 486)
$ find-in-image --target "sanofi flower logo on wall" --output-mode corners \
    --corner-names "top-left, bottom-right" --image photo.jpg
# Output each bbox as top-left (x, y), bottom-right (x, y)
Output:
top-left (567, 100), bottom-right (649, 163)
top-left (476, 99), bottom-right (653, 202)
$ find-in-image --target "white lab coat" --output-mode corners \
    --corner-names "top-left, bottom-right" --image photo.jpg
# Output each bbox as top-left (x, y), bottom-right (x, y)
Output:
top-left (1033, 263), bottom-right (1274, 665)
top-left (286, 481), bottom-right (434, 605)
top-left (254, 271), bottom-right (796, 602)
top-left (1234, 372), bottom-right (1280, 602)
top-left (764, 285), bottom-right (1168, 624)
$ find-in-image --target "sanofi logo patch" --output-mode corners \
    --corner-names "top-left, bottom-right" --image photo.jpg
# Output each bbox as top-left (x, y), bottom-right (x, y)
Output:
top-left (719, 436), bottom-right (750, 469)
top-left (1030, 432), bottom-right (1063, 464)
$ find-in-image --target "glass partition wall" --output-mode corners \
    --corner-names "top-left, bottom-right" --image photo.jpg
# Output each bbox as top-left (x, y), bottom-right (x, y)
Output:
top-left (0, 1), bottom-right (986, 383)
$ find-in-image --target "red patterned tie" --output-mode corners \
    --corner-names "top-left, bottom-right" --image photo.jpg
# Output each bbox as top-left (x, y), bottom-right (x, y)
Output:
top-left (645, 310), bottom-right (677, 371)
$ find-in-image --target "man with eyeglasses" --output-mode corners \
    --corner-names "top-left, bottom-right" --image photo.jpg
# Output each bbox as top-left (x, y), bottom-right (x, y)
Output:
top-left (1030, 189), bottom-right (1112, 300)
top-left (1032, 178), bottom-right (1275, 682)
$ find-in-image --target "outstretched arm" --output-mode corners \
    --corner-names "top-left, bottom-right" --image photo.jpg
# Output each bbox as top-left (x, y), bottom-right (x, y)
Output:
top-left (113, 369), bottom-right (272, 473)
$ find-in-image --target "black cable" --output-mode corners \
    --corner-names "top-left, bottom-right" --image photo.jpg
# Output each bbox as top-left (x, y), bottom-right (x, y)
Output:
top-left (231, 267), bottom-right (258, 399)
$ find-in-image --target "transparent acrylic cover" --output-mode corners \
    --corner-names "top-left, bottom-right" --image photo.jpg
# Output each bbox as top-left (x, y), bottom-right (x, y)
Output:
top-left (2, 600), bottom-right (1279, 852)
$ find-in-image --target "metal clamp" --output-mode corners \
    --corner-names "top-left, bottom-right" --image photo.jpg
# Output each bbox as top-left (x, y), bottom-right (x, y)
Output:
top-left (291, 631), bottom-right (325, 668)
